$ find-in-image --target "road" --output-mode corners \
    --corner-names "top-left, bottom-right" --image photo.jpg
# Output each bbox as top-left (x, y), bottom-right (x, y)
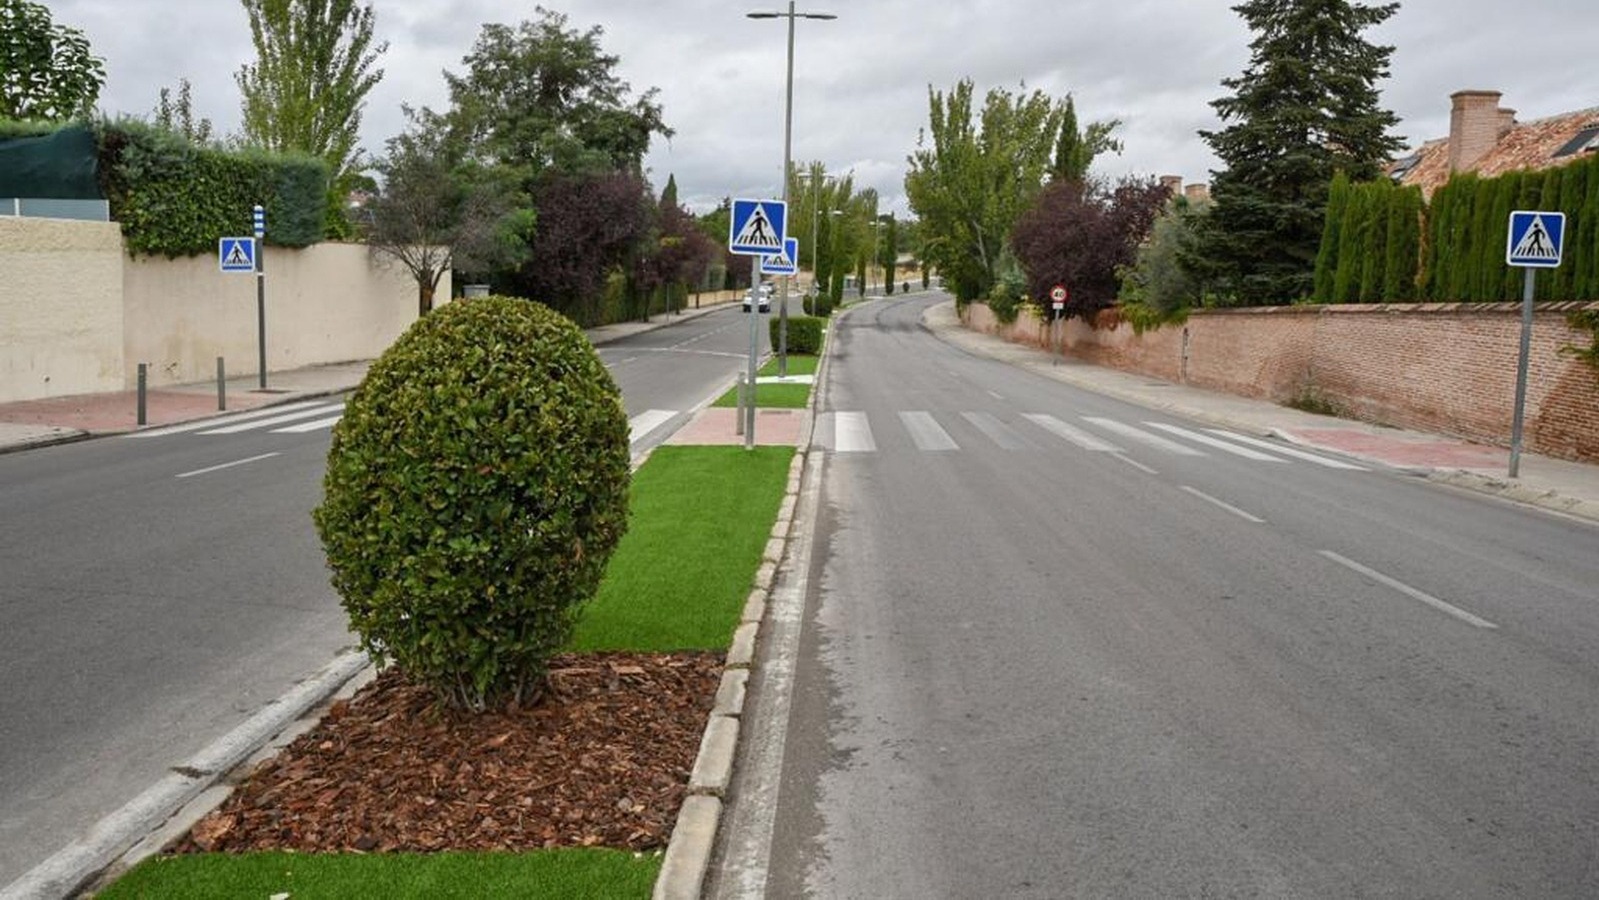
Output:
top-left (717, 294), bottom-right (1599, 898)
top-left (0, 304), bottom-right (767, 888)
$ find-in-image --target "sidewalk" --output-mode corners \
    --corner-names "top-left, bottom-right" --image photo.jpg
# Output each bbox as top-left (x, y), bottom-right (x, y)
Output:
top-left (922, 300), bottom-right (1599, 524)
top-left (0, 301), bottom-right (736, 454)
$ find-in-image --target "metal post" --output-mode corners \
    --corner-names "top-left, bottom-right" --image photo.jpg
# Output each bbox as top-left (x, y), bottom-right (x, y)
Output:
top-left (776, 0), bottom-right (797, 378)
top-left (735, 372), bottom-right (746, 436)
top-left (136, 363), bottom-right (147, 426)
top-left (1508, 267), bottom-right (1536, 478)
top-left (747, 255), bottom-right (761, 449)
top-left (217, 356), bottom-right (227, 411)
top-left (254, 204), bottom-right (267, 390)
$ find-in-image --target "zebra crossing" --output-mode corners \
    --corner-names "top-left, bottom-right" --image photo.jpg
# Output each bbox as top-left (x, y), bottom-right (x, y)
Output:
top-left (128, 402), bottom-right (683, 447)
top-left (817, 411), bottom-right (1366, 470)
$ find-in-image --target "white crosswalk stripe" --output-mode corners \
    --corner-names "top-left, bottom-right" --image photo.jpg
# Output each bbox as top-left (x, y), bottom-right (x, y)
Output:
top-left (272, 415), bottom-right (345, 434)
top-left (125, 401), bottom-right (332, 438)
top-left (1083, 417), bottom-right (1206, 456)
top-left (899, 411), bottom-right (958, 451)
top-left (818, 410), bottom-right (1366, 473)
top-left (1023, 414), bottom-right (1121, 452)
top-left (198, 403), bottom-right (347, 435)
top-left (1145, 422), bottom-right (1285, 462)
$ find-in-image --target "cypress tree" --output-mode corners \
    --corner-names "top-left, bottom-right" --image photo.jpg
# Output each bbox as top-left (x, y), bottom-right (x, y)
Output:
top-left (1357, 182), bottom-right (1385, 302)
top-left (1500, 172), bottom-right (1531, 301)
top-left (1579, 156), bottom-right (1599, 298)
top-left (1385, 185), bottom-right (1422, 301)
top-left (1332, 185), bottom-right (1365, 302)
top-left (1422, 180), bottom-right (1455, 300)
top-left (1554, 163), bottom-right (1584, 299)
top-left (1191, 0), bottom-right (1404, 305)
top-left (1314, 172), bottom-right (1351, 302)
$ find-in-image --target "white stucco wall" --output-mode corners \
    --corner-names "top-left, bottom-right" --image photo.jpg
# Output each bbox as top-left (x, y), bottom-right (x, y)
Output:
top-left (0, 217), bottom-right (125, 402)
top-left (122, 242), bottom-right (442, 387)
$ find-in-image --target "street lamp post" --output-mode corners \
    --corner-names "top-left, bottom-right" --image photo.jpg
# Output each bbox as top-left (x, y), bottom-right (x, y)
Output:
top-left (797, 170), bottom-right (829, 301)
top-left (748, 2), bottom-right (835, 377)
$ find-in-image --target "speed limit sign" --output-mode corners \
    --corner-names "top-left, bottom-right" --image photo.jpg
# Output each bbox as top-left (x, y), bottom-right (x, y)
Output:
top-left (1050, 284), bottom-right (1067, 310)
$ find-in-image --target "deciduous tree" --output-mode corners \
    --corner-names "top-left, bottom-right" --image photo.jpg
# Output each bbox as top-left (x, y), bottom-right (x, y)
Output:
top-left (0, 0), bottom-right (104, 120)
top-left (1010, 177), bottom-right (1169, 320)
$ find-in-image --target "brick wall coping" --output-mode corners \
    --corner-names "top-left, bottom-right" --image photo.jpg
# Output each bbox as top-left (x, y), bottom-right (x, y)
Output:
top-left (1184, 301), bottom-right (1599, 318)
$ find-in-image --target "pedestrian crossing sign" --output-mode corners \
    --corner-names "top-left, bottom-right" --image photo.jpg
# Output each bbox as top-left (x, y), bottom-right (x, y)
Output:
top-left (761, 237), bottom-right (800, 276)
top-left (729, 198), bottom-right (787, 256)
top-left (1506, 210), bottom-right (1565, 268)
top-left (219, 237), bottom-right (257, 273)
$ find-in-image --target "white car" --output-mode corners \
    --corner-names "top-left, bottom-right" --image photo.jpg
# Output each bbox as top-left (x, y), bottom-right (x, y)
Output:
top-left (742, 288), bottom-right (771, 313)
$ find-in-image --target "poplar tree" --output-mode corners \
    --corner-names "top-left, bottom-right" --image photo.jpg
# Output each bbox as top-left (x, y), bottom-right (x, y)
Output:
top-left (1189, 0), bottom-right (1404, 305)
top-left (235, 0), bottom-right (387, 187)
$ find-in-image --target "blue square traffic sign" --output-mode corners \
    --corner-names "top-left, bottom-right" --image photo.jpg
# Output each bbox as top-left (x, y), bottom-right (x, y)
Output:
top-left (1506, 210), bottom-right (1565, 268)
top-left (761, 237), bottom-right (800, 276)
top-left (219, 236), bottom-right (257, 273)
top-left (729, 199), bottom-right (787, 256)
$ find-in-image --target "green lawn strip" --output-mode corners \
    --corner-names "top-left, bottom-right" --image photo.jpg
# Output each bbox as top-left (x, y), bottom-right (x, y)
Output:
top-left (102, 446), bottom-right (793, 898)
top-left (757, 353), bottom-right (818, 377)
top-left (99, 848), bottom-right (660, 900)
top-left (571, 445), bottom-right (794, 651)
top-left (711, 382), bottom-right (811, 408)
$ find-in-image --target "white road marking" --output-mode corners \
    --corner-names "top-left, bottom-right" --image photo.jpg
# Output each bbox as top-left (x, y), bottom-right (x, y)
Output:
top-left (125, 401), bottom-right (329, 438)
top-left (1115, 455), bottom-right (1160, 475)
top-left (176, 453), bottom-right (280, 479)
top-left (899, 411), bottom-right (959, 451)
top-left (962, 411), bottom-right (1031, 450)
top-left (834, 411), bottom-right (876, 453)
top-left (1181, 486), bottom-right (1266, 523)
top-left (987, 390), bottom-right (1005, 401)
top-left (1208, 430), bottom-right (1367, 470)
top-left (1319, 551), bottom-right (1498, 629)
top-left (272, 415), bottom-right (344, 434)
top-left (628, 409), bottom-right (676, 444)
top-left (1086, 417), bottom-right (1206, 456)
top-left (197, 403), bottom-right (346, 435)
top-left (1147, 423), bottom-right (1286, 461)
top-left (1025, 414), bottom-right (1122, 452)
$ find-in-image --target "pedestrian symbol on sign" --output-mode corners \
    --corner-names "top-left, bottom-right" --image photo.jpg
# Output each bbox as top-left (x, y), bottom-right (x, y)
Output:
top-left (1506, 210), bottom-right (1566, 268)
top-left (218, 237), bottom-right (257, 273)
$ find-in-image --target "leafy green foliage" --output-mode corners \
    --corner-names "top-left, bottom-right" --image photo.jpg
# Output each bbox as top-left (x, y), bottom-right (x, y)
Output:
top-left (1010, 176), bottom-right (1170, 320)
top-left (1190, 0), bottom-right (1404, 305)
top-left (772, 315), bottom-right (824, 354)
top-left (153, 78), bottom-right (213, 145)
top-left (236, 0), bottom-right (386, 189)
top-left (1120, 197), bottom-right (1210, 316)
top-left (905, 79), bottom-right (1118, 303)
top-left (802, 293), bottom-right (834, 318)
top-left (0, 0), bottom-right (104, 121)
top-left (1561, 309), bottom-right (1599, 371)
top-left (96, 119), bottom-right (328, 256)
top-left (314, 297), bottom-right (631, 712)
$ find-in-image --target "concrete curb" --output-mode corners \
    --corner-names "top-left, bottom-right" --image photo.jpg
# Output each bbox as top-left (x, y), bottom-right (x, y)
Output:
top-left (652, 311), bottom-right (833, 900)
top-left (1, 651), bottom-right (369, 900)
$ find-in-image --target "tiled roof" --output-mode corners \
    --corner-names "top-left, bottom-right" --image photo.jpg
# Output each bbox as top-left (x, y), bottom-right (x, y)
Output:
top-left (1391, 106), bottom-right (1599, 195)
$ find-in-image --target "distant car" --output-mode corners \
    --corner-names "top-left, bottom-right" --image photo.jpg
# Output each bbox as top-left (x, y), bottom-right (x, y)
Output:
top-left (742, 289), bottom-right (771, 313)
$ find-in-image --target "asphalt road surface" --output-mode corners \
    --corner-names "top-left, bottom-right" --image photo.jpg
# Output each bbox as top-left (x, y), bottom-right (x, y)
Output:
top-left (0, 305), bottom-right (765, 888)
top-left (716, 294), bottom-right (1599, 898)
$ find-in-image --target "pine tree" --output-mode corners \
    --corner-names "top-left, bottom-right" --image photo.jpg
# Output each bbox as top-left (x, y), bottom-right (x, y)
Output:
top-left (1189, 0), bottom-right (1404, 305)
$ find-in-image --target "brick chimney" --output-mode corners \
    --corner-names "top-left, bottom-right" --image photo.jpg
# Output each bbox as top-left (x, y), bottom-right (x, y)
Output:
top-left (1159, 175), bottom-right (1183, 197)
top-left (1449, 90), bottom-right (1505, 173)
top-left (1184, 183), bottom-right (1211, 205)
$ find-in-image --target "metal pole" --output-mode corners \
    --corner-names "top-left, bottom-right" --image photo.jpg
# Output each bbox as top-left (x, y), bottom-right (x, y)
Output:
top-left (254, 204), bottom-right (266, 390)
top-left (136, 363), bottom-right (147, 426)
top-left (1508, 267), bottom-right (1536, 478)
top-left (776, 0), bottom-right (797, 378)
top-left (747, 254), bottom-right (761, 449)
top-left (217, 356), bottom-right (226, 410)
top-left (735, 372), bottom-right (746, 436)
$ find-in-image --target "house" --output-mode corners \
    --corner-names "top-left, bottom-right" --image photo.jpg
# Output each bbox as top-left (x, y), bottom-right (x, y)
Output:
top-left (1389, 90), bottom-right (1599, 196)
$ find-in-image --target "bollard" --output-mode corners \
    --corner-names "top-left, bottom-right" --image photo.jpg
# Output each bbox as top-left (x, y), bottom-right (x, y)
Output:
top-left (735, 372), bottom-right (746, 436)
top-left (217, 356), bottom-right (227, 411)
top-left (136, 363), bottom-right (148, 426)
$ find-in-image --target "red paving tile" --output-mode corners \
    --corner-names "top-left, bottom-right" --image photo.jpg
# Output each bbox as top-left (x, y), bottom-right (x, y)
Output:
top-left (0, 390), bottom-right (280, 434)
top-left (1285, 428), bottom-right (1508, 470)
top-left (667, 407), bottom-right (806, 447)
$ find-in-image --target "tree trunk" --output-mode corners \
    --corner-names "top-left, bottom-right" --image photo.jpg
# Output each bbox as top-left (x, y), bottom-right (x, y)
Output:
top-left (419, 281), bottom-right (435, 317)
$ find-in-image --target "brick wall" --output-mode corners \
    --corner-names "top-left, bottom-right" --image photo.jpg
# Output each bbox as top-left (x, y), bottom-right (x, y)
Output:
top-left (962, 301), bottom-right (1599, 463)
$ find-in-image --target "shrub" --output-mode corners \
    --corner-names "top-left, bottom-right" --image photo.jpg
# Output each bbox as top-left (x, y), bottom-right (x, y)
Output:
top-left (313, 296), bottom-right (632, 712)
top-left (802, 292), bottom-right (833, 318)
top-left (771, 315), bottom-right (823, 354)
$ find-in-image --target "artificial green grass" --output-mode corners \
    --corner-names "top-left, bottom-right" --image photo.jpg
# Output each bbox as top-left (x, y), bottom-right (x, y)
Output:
top-left (571, 445), bottom-right (794, 651)
top-left (711, 381), bottom-right (811, 409)
top-left (758, 354), bottom-right (818, 377)
top-left (99, 848), bottom-right (660, 900)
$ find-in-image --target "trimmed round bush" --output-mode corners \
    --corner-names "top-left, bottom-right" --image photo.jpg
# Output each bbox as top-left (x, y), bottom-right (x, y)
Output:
top-left (313, 296), bottom-right (631, 711)
top-left (769, 315), bottom-right (824, 355)
top-left (802, 293), bottom-right (834, 318)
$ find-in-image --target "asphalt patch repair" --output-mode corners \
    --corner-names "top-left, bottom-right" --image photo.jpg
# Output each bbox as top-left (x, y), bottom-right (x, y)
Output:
top-left (170, 652), bottom-right (722, 856)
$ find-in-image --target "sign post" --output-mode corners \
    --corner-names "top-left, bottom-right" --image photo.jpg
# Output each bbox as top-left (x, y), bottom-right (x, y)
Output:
top-left (729, 199), bottom-right (789, 450)
top-left (253, 204), bottom-right (267, 389)
top-left (1050, 284), bottom-right (1068, 366)
top-left (1505, 210), bottom-right (1566, 478)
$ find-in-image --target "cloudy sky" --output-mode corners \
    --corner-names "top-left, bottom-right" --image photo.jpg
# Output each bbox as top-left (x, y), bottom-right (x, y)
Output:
top-left (47, 0), bottom-right (1599, 216)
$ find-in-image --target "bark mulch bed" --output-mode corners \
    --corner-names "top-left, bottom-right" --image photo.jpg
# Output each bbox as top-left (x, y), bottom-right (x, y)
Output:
top-left (171, 652), bottom-right (722, 856)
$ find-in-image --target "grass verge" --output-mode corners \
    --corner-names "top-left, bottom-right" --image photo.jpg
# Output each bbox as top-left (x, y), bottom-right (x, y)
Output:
top-left (99, 849), bottom-right (660, 900)
top-left (758, 354), bottom-right (818, 377)
top-left (711, 382), bottom-right (811, 408)
top-left (572, 445), bottom-right (794, 650)
top-left (100, 445), bottom-right (794, 899)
